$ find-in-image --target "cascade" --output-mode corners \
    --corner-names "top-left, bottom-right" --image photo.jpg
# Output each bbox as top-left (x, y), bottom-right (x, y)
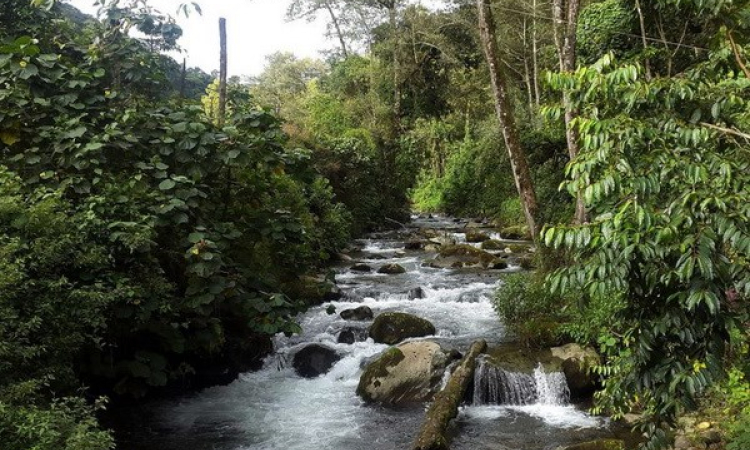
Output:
top-left (473, 358), bottom-right (570, 406)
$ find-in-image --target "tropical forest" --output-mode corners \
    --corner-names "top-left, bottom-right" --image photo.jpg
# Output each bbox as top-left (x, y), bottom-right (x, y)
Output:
top-left (0, 0), bottom-right (748, 450)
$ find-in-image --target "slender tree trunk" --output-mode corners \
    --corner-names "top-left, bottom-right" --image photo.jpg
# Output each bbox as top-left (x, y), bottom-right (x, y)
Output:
top-left (522, 18), bottom-right (534, 109)
top-left (477, 0), bottom-right (539, 239)
top-left (388, 4), bottom-right (401, 132)
top-left (179, 57), bottom-right (187, 99)
top-left (553, 0), bottom-right (586, 224)
top-left (324, 1), bottom-right (349, 57)
top-left (532, 0), bottom-right (541, 106)
top-left (218, 17), bottom-right (228, 128)
top-left (634, 0), bottom-right (652, 80)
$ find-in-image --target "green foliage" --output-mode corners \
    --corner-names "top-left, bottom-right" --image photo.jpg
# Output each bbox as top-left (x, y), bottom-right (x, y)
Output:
top-left (493, 273), bottom-right (572, 347)
top-left (544, 47), bottom-right (750, 448)
top-left (577, 0), bottom-right (636, 65)
top-left (0, 1), bottom-right (353, 447)
top-left (724, 367), bottom-right (750, 450)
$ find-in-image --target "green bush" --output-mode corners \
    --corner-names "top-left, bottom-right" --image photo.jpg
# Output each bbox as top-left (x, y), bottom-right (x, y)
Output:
top-left (493, 272), bottom-right (572, 347)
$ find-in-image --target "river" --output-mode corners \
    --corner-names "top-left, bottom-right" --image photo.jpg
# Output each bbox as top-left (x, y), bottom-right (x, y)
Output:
top-left (113, 215), bottom-right (631, 450)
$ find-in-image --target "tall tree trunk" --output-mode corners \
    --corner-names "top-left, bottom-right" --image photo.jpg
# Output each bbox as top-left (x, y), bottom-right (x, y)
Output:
top-left (388, 3), bottom-right (401, 133)
top-left (218, 17), bottom-right (228, 128)
top-left (324, 1), bottom-right (349, 57)
top-left (532, 0), bottom-right (541, 106)
top-left (522, 18), bottom-right (534, 110)
top-left (179, 57), bottom-right (187, 99)
top-left (552, 0), bottom-right (586, 224)
top-left (634, 0), bottom-right (652, 80)
top-left (477, 0), bottom-right (539, 239)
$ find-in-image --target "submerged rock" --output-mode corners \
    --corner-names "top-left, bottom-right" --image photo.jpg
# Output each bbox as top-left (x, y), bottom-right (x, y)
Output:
top-left (404, 240), bottom-right (425, 250)
top-left (337, 326), bottom-right (369, 344)
top-left (350, 263), bottom-right (373, 272)
top-left (408, 287), bottom-right (426, 299)
top-left (369, 312), bottom-right (436, 345)
top-left (292, 344), bottom-right (341, 378)
top-left (378, 263), bottom-right (407, 274)
top-left (356, 341), bottom-right (449, 405)
top-left (339, 305), bottom-right (374, 321)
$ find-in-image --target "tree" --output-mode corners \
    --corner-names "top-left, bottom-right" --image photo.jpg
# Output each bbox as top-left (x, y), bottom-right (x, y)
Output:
top-left (545, 46), bottom-right (750, 450)
top-left (287, 0), bottom-right (350, 57)
top-left (476, 0), bottom-right (540, 239)
top-left (552, 0), bottom-right (586, 224)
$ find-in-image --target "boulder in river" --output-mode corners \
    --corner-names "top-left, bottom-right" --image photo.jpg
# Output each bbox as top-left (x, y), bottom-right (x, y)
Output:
top-left (292, 344), bottom-right (341, 378)
top-left (350, 263), bottom-right (373, 272)
top-left (408, 287), bottom-right (426, 300)
top-left (378, 263), bottom-right (407, 275)
top-left (369, 312), bottom-right (436, 345)
top-left (339, 305), bottom-right (374, 321)
top-left (404, 240), bottom-right (425, 250)
top-left (356, 341), bottom-right (449, 405)
top-left (428, 244), bottom-right (497, 269)
top-left (337, 326), bottom-right (369, 344)
top-left (465, 230), bottom-right (491, 243)
top-left (481, 239), bottom-right (505, 251)
top-left (500, 225), bottom-right (531, 240)
top-left (551, 343), bottom-right (601, 400)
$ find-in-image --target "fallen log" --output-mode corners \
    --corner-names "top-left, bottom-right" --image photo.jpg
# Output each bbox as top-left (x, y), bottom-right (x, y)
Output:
top-left (412, 339), bottom-right (487, 450)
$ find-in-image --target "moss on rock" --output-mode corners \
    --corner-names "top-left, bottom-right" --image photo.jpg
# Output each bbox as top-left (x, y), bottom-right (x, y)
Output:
top-left (369, 312), bottom-right (436, 345)
top-left (562, 439), bottom-right (625, 450)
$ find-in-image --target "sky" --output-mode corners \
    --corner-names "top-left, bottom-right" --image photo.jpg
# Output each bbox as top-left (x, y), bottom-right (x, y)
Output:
top-left (67, 0), bottom-right (332, 77)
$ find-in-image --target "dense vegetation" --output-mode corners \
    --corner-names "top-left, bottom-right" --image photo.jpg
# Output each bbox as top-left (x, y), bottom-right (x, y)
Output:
top-left (1, 0), bottom-right (748, 449)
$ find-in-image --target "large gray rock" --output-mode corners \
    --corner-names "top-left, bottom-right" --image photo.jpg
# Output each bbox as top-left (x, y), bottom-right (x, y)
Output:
top-left (292, 344), bottom-right (341, 378)
top-left (356, 341), bottom-right (448, 405)
top-left (550, 343), bottom-right (601, 400)
top-left (369, 312), bottom-right (436, 345)
top-left (340, 305), bottom-right (374, 321)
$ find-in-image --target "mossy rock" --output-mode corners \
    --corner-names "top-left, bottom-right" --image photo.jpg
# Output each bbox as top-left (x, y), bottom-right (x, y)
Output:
top-left (357, 341), bottom-right (449, 405)
top-left (561, 439), bottom-right (625, 450)
top-left (432, 244), bottom-right (497, 269)
top-left (485, 343), bottom-right (562, 374)
top-left (378, 263), bottom-right (407, 274)
top-left (351, 263), bottom-right (373, 272)
top-left (465, 230), bottom-right (490, 243)
top-left (481, 239), bottom-right (505, 250)
top-left (283, 276), bottom-right (340, 306)
top-left (501, 225), bottom-right (531, 240)
top-left (369, 312), bottom-right (436, 345)
top-left (505, 243), bottom-right (533, 253)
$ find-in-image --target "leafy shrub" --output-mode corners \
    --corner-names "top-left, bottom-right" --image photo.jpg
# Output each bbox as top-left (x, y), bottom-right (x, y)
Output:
top-left (493, 272), bottom-right (572, 347)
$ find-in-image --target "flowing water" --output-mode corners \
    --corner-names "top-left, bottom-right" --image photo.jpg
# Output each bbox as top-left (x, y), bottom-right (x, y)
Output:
top-left (113, 216), bottom-right (631, 450)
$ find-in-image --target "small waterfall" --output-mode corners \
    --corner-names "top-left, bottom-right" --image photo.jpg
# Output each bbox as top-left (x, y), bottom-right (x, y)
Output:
top-left (473, 358), bottom-right (570, 406)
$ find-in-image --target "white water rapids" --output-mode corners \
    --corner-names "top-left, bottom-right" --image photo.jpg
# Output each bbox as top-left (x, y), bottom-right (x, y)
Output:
top-left (114, 216), bottom-right (626, 450)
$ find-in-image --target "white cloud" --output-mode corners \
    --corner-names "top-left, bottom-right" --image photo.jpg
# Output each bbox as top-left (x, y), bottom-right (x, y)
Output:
top-left (66, 0), bottom-right (331, 77)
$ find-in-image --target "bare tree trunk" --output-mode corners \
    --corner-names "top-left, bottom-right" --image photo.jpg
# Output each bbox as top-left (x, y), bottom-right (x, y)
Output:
top-left (179, 57), bottom-right (187, 99)
top-left (218, 17), bottom-right (228, 128)
top-left (634, 0), bottom-right (652, 80)
top-left (324, 1), bottom-right (349, 57)
top-left (388, 3), bottom-right (401, 132)
top-left (522, 18), bottom-right (534, 109)
top-left (553, 0), bottom-right (586, 224)
top-left (477, 0), bottom-right (539, 240)
top-left (532, 0), bottom-right (541, 106)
